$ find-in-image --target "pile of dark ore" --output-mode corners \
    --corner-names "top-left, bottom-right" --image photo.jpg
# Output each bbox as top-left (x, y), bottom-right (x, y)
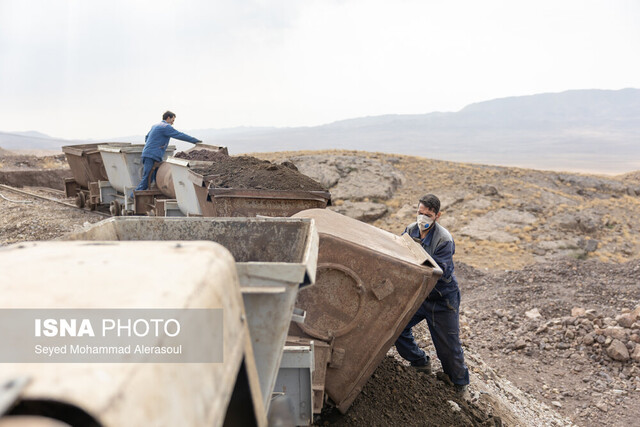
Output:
top-left (190, 155), bottom-right (327, 192)
top-left (174, 149), bottom-right (228, 161)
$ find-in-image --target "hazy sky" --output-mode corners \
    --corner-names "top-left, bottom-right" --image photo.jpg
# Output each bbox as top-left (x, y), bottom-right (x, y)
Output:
top-left (1, 0), bottom-right (639, 139)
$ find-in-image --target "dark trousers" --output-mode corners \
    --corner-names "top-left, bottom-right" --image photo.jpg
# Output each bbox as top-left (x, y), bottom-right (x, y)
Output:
top-left (134, 157), bottom-right (158, 192)
top-left (395, 290), bottom-right (469, 385)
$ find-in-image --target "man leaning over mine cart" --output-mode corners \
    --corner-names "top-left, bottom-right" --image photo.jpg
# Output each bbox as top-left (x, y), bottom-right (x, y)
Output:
top-left (395, 194), bottom-right (470, 395)
top-left (132, 110), bottom-right (202, 196)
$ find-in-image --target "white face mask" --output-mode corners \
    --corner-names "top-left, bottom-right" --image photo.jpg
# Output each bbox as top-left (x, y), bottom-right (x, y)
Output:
top-left (417, 214), bottom-right (432, 230)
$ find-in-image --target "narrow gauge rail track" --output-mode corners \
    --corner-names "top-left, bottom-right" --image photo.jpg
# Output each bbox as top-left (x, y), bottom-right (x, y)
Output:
top-left (0, 184), bottom-right (110, 217)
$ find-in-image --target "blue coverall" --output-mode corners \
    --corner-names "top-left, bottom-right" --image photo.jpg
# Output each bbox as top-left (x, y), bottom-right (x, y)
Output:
top-left (134, 120), bottom-right (200, 193)
top-left (394, 222), bottom-right (470, 386)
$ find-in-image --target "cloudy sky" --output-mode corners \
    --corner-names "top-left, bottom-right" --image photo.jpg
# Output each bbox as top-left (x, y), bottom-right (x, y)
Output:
top-left (1, 0), bottom-right (639, 139)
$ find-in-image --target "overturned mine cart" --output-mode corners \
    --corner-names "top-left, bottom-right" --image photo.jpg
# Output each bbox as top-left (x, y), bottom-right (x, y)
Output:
top-left (290, 208), bottom-right (443, 414)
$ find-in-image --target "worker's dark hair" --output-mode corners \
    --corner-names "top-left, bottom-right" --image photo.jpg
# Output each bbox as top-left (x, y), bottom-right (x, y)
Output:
top-left (418, 194), bottom-right (440, 214)
top-left (162, 111), bottom-right (176, 121)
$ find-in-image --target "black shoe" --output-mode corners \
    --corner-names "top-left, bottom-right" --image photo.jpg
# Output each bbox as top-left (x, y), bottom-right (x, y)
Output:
top-left (411, 359), bottom-right (432, 374)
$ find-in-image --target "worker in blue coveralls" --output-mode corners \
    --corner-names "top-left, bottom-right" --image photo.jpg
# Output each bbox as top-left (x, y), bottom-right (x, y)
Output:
top-left (395, 194), bottom-right (470, 395)
top-left (133, 111), bottom-right (202, 195)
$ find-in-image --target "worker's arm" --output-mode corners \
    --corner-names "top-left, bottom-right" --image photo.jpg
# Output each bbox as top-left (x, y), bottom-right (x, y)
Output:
top-left (431, 240), bottom-right (455, 281)
top-left (163, 124), bottom-right (201, 144)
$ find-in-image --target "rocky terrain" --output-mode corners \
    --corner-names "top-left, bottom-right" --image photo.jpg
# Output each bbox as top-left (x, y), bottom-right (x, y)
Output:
top-left (0, 186), bottom-right (104, 245)
top-left (2, 147), bottom-right (639, 426)
top-left (457, 259), bottom-right (640, 426)
top-left (258, 150), bottom-right (640, 270)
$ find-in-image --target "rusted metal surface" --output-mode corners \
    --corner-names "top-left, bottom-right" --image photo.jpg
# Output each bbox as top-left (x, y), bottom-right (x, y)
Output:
top-left (189, 169), bottom-right (217, 216)
top-left (133, 189), bottom-right (168, 216)
top-left (205, 188), bottom-right (331, 217)
top-left (155, 199), bottom-right (168, 217)
top-left (187, 166), bottom-right (331, 218)
top-left (87, 181), bottom-right (100, 210)
top-left (63, 178), bottom-right (77, 198)
top-left (62, 143), bottom-right (128, 189)
top-left (290, 209), bottom-right (442, 413)
top-left (193, 183), bottom-right (217, 216)
top-left (155, 162), bottom-right (176, 198)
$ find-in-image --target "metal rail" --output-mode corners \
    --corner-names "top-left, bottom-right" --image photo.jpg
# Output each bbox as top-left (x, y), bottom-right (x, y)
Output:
top-left (31, 186), bottom-right (66, 196)
top-left (0, 193), bottom-right (33, 204)
top-left (0, 184), bottom-right (110, 217)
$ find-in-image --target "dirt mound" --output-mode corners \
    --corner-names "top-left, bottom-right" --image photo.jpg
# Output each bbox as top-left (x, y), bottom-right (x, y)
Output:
top-left (191, 155), bottom-right (327, 191)
top-left (316, 356), bottom-right (497, 426)
top-left (174, 149), bottom-right (228, 161)
top-left (0, 170), bottom-right (72, 190)
top-left (0, 151), bottom-right (67, 171)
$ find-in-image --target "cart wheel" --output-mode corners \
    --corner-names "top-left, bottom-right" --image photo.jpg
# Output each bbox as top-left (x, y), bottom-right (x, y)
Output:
top-left (110, 201), bottom-right (121, 216)
top-left (75, 192), bottom-right (86, 208)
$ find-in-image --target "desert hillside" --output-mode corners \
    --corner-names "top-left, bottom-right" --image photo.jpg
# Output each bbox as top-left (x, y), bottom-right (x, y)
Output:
top-left (255, 150), bottom-right (640, 271)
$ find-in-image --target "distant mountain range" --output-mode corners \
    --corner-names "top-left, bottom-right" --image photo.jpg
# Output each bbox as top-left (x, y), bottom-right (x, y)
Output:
top-left (2, 88), bottom-right (639, 174)
top-left (0, 130), bottom-right (82, 152)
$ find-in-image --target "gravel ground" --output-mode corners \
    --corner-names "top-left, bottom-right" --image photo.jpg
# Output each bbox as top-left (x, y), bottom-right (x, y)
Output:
top-left (0, 187), bottom-right (104, 245)
top-left (454, 259), bottom-right (640, 427)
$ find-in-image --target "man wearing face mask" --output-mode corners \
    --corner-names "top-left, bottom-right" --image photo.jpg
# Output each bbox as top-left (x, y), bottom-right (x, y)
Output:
top-left (394, 194), bottom-right (470, 395)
